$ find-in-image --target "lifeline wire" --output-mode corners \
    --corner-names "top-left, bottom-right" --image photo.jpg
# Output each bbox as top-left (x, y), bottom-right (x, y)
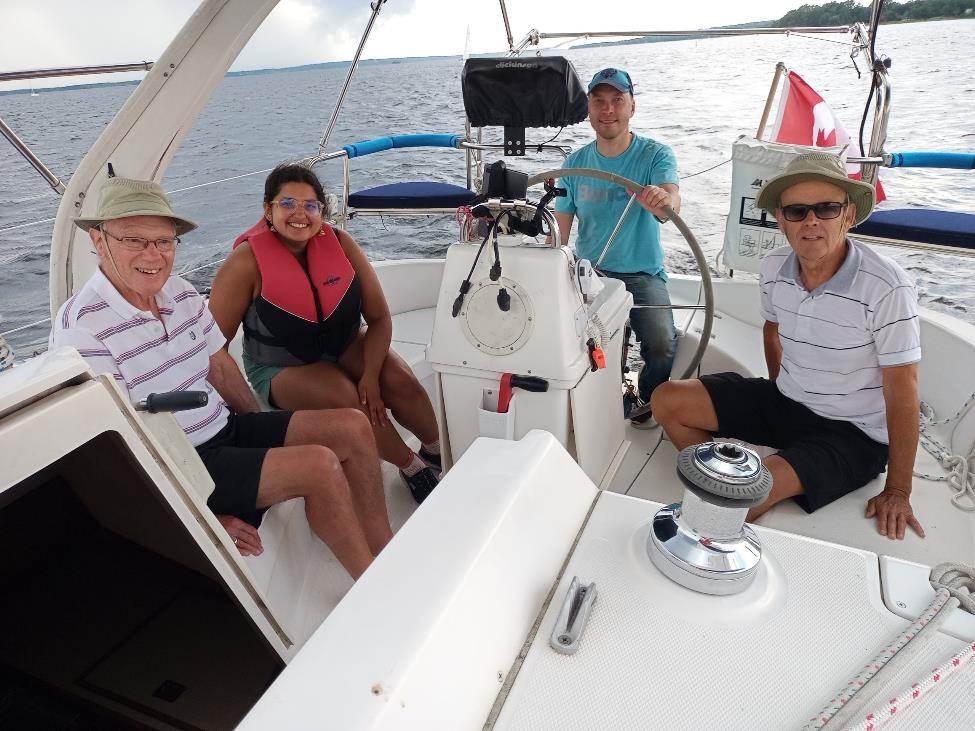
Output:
top-left (680, 158), bottom-right (730, 180)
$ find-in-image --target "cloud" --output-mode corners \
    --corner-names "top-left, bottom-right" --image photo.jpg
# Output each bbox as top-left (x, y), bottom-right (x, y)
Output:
top-left (1, 0), bottom-right (806, 90)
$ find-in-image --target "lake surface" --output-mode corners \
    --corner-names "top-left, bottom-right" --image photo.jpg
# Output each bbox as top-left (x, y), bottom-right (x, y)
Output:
top-left (1, 18), bottom-right (973, 355)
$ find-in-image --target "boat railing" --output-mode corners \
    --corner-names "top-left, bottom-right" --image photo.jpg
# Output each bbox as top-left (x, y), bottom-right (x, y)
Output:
top-left (307, 132), bottom-right (570, 227)
top-left (0, 117), bottom-right (65, 195)
top-left (0, 62), bottom-right (155, 196)
top-left (317, 0), bottom-right (387, 154)
top-left (744, 34), bottom-right (975, 257)
top-left (511, 25), bottom-right (854, 55)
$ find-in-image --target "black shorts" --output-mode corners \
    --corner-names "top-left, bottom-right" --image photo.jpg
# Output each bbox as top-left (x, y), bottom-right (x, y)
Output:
top-left (195, 410), bottom-right (293, 527)
top-left (699, 372), bottom-right (888, 512)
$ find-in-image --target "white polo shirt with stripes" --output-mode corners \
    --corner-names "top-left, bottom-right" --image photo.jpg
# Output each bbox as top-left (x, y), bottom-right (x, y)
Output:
top-left (759, 238), bottom-right (921, 444)
top-left (50, 268), bottom-right (230, 446)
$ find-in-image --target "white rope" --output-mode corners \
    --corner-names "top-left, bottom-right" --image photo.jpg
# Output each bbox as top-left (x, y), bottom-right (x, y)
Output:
top-left (914, 395), bottom-right (975, 511)
top-left (930, 562), bottom-right (975, 614)
top-left (0, 334), bottom-right (14, 371)
top-left (845, 640), bottom-right (975, 731)
top-left (809, 563), bottom-right (975, 730)
top-left (808, 589), bottom-right (955, 730)
top-left (841, 565), bottom-right (975, 729)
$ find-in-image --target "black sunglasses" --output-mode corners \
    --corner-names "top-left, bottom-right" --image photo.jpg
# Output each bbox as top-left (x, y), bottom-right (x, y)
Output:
top-left (779, 201), bottom-right (848, 222)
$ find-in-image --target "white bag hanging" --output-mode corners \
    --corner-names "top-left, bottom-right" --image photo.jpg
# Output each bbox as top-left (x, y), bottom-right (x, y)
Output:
top-left (722, 135), bottom-right (844, 273)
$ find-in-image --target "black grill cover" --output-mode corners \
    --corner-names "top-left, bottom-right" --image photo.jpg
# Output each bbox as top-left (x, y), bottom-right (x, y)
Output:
top-left (462, 57), bottom-right (589, 128)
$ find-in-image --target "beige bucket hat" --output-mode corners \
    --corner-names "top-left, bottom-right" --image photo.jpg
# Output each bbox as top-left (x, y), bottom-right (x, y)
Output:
top-left (73, 177), bottom-right (198, 235)
top-left (756, 152), bottom-right (876, 226)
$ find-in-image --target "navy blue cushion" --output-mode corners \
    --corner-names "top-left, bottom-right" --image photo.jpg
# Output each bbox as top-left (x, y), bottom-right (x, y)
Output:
top-left (852, 208), bottom-right (975, 249)
top-left (348, 182), bottom-right (476, 209)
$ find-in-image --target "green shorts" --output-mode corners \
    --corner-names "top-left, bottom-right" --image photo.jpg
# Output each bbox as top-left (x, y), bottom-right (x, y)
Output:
top-left (242, 352), bottom-right (284, 408)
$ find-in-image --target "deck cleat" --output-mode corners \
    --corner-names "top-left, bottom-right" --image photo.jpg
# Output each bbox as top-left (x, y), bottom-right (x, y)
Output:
top-left (647, 442), bottom-right (773, 595)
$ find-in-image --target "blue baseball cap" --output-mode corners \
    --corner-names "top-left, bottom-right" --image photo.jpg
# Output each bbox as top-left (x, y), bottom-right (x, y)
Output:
top-left (588, 67), bottom-right (634, 94)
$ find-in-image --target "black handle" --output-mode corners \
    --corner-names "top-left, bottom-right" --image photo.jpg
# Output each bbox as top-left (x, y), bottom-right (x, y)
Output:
top-left (509, 375), bottom-right (548, 393)
top-left (141, 391), bottom-right (208, 413)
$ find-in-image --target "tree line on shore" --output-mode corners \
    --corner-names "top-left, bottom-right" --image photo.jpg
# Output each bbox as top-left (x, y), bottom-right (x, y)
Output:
top-left (776, 0), bottom-right (974, 26)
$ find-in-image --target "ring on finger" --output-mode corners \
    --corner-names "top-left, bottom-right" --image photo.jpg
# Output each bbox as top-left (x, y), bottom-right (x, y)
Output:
top-left (232, 535), bottom-right (238, 545)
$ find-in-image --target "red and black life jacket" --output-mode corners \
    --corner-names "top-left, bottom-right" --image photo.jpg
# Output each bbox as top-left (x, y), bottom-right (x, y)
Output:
top-left (233, 219), bottom-right (362, 366)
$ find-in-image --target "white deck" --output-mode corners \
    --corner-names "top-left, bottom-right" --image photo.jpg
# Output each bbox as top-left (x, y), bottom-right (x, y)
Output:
top-left (6, 257), bottom-right (969, 729)
top-left (374, 264), bottom-right (975, 573)
top-left (239, 431), bottom-right (975, 730)
top-left (493, 490), bottom-right (971, 730)
top-left (219, 259), bottom-right (975, 661)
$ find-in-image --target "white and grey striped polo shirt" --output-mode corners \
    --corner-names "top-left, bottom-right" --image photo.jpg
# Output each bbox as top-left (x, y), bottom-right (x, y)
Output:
top-left (759, 238), bottom-right (921, 444)
top-left (50, 268), bottom-right (230, 446)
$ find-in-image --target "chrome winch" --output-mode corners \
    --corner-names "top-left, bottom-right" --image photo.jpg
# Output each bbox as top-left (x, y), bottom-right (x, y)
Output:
top-left (647, 442), bottom-right (773, 595)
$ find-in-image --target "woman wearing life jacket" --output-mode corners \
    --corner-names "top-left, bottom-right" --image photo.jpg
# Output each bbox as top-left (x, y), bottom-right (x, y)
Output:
top-left (209, 163), bottom-right (440, 503)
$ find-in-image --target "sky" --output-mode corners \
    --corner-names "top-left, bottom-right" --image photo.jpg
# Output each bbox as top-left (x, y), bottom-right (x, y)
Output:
top-left (1, 0), bottom-right (832, 91)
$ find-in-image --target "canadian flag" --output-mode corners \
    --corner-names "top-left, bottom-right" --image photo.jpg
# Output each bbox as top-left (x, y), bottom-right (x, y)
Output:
top-left (771, 70), bottom-right (886, 203)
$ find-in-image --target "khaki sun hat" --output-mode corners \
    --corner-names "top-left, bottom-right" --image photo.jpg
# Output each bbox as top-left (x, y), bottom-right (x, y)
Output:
top-left (73, 177), bottom-right (198, 235)
top-left (756, 152), bottom-right (876, 226)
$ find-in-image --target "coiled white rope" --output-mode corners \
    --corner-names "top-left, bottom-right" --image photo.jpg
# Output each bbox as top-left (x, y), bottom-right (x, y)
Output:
top-left (914, 396), bottom-right (975, 511)
top-left (0, 334), bottom-right (14, 371)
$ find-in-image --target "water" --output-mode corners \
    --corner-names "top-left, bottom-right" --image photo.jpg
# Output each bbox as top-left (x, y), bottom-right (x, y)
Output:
top-left (2, 19), bottom-right (973, 356)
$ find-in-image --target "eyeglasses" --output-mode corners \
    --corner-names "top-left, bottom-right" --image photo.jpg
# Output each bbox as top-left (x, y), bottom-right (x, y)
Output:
top-left (779, 201), bottom-right (848, 222)
top-left (101, 228), bottom-right (179, 252)
top-left (271, 197), bottom-right (324, 216)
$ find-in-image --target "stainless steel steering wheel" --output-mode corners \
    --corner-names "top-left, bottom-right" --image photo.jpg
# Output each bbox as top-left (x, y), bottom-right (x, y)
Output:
top-left (527, 168), bottom-right (714, 381)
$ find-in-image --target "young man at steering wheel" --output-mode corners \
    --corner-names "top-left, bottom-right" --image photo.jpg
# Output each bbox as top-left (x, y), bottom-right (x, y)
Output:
top-left (553, 67), bottom-right (681, 425)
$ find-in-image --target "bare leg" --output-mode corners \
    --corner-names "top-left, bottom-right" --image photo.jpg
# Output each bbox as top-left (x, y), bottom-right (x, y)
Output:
top-left (338, 335), bottom-right (439, 444)
top-left (376, 352), bottom-right (439, 444)
top-left (651, 379), bottom-right (719, 450)
top-left (650, 378), bottom-right (803, 520)
top-left (256, 445), bottom-right (374, 580)
top-left (283, 409), bottom-right (393, 555)
top-left (653, 381), bottom-right (807, 521)
top-left (746, 455), bottom-right (804, 520)
top-left (271, 359), bottom-right (420, 467)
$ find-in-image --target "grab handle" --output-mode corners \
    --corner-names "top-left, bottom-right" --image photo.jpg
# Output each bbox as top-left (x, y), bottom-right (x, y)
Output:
top-left (509, 375), bottom-right (548, 392)
top-left (135, 391), bottom-right (208, 413)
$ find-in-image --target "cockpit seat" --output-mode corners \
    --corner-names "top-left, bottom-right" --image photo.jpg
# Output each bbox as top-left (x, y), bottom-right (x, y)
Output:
top-left (347, 181), bottom-right (475, 209)
top-left (853, 208), bottom-right (975, 249)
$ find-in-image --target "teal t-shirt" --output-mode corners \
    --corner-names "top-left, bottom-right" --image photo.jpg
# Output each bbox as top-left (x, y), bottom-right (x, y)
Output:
top-left (554, 134), bottom-right (679, 276)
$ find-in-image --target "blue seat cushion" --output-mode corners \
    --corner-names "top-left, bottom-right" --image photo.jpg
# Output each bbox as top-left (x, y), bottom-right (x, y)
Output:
top-left (852, 208), bottom-right (975, 249)
top-left (348, 182), bottom-right (476, 209)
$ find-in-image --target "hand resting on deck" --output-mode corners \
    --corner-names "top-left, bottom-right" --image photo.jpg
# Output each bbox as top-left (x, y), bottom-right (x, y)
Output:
top-left (217, 514), bottom-right (264, 557)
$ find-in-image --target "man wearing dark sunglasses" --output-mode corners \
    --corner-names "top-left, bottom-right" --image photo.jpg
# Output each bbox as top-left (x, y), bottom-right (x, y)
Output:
top-left (652, 153), bottom-right (924, 541)
top-left (553, 67), bottom-right (681, 426)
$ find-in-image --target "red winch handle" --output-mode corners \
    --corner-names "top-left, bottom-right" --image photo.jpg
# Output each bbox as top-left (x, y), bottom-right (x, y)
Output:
top-left (497, 373), bottom-right (514, 413)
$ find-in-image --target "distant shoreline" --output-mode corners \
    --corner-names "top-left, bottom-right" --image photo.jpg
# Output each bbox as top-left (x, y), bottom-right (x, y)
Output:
top-left (4, 16), bottom-right (971, 97)
top-left (0, 55), bottom-right (459, 97)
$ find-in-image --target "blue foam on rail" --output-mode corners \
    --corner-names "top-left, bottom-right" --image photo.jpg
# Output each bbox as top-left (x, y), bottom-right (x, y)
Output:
top-left (887, 152), bottom-right (975, 169)
top-left (343, 134), bottom-right (462, 159)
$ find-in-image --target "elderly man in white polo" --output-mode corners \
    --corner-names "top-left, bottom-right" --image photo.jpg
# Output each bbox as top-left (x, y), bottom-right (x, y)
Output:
top-left (652, 152), bottom-right (923, 540)
top-left (50, 177), bottom-right (393, 578)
